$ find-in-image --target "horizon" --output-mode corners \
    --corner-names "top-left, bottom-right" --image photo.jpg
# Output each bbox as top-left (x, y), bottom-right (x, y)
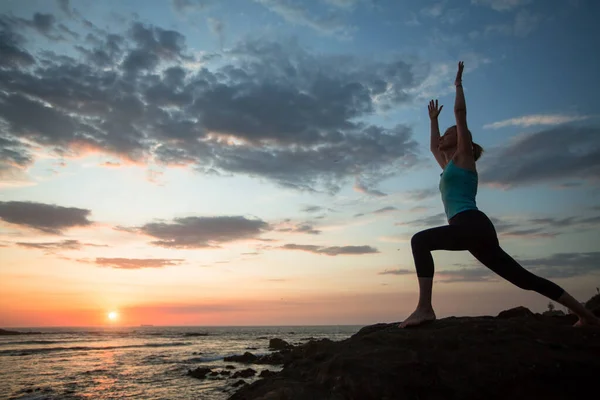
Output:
top-left (1, 0), bottom-right (599, 328)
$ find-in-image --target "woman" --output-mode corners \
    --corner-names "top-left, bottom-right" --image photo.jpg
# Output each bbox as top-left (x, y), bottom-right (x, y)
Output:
top-left (399, 61), bottom-right (599, 328)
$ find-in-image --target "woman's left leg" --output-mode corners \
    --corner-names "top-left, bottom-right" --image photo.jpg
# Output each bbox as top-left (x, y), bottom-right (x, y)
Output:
top-left (469, 245), bottom-right (600, 326)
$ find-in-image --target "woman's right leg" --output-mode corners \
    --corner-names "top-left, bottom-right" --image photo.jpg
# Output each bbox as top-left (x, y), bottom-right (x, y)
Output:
top-left (399, 224), bottom-right (475, 328)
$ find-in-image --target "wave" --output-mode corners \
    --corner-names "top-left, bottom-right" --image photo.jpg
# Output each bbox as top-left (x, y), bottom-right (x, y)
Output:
top-left (0, 340), bottom-right (63, 346)
top-left (0, 341), bottom-right (194, 356)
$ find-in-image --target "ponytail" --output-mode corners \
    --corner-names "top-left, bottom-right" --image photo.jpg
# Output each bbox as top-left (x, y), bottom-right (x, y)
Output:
top-left (472, 142), bottom-right (484, 161)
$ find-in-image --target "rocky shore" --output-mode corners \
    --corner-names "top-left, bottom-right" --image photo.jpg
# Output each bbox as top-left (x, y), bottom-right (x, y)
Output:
top-left (196, 295), bottom-right (600, 400)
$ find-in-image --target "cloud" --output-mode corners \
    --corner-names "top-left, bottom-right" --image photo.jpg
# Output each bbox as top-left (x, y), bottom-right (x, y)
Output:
top-left (0, 17), bottom-right (428, 194)
top-left (355, 206), bottom-right (397, 218)
top-left (172, 0), bottom-right (214, 13)
top-left (420, 2), bottom-right (445, 18)
top-left (56, 0), bottom-right (74, 18)
top-left (280, 243), bottom-right (378, 256)
top-left (479, 125), bottom-right (600, 188)
top-left (15, 239), bottom-right (107, 254)
top-left (0, 17), bottom-right (36, 68)
top-left (483, 114), bottom-right (592, 129)
top-left (254, 0), bottom-right (354, 38)
top-left (354, 179), bottom-right (388, 197)
top-left (323, 0), bottom-right (361, 8)
top-left (403, 188), bottom-right (439, 202)
top-left (492, 214), bottom-right (600, 239)
top-left (378, 268), bottom-right (413, 275)
top-left (470, 0), bottom-right (532, 11)
top-left (301, 205), bottom-right (329, 213)
top-left (480, 9), bottom-right (541, 37)
top-left (275, 220), bottom-right (322, 235)
top-left (207, 17), bottom-right (224, 49)
top-left (0, 201), bottom-right (93, 234)
top-left (93, 257), bottom-right (185, 270)
top-left (395, 213), bottom-right (447, 227)
top-left (436, 267), bottom-right (496, 283)
top-left (131, 216), bottom-right (270, 248)
top-left (520, 252), bottom-right (600, 279)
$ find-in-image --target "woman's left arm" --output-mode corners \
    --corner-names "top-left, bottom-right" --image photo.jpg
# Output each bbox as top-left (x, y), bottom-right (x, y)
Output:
top-left (453, 61), bottom-right (473, 156)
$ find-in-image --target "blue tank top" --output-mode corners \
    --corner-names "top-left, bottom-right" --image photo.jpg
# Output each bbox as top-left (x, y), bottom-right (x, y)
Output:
top-left (439, 160), bottom-right (478, 221)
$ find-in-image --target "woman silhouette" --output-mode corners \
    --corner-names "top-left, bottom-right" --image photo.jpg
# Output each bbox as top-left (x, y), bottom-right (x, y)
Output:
top-left (399, 62), bottom-right (599, 328)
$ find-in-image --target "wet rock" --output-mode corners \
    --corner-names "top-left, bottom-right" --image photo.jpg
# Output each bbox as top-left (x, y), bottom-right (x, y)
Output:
top-left (232, 368), bottom-right (256, 379)
top-left (269, 338), bottom-right (293, 351)
top-left (259, 370), bottom-right (275, 378)
top-left (187, 367), bottom-right (212, 379)
top-left (224, 352), bottom-right (258, 363)
top-left (232, 380), bottom-right (247, 388)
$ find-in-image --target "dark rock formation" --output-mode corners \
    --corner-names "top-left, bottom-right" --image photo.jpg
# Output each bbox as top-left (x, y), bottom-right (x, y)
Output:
top-left (232, 368), bottom-right (257, 379)
top-left (228, 306), bottom-right (600, 400)
top-left (259, 370), bottom-right (275, 378)
top-left (225, 352), bottom-right (258, 363)
top-left (187, 367), bottom-right (212, 379)
top-left (269, 338), bottom-right (293, 351)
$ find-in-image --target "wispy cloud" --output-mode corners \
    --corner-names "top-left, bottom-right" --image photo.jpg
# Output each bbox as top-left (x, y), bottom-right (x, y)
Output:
top-left (471, 0), bottom-right (532, 12)
top-left (355, 206), bottom-right (397, 218)
top-left (484, 113), bottom-right (592, 129)
top-left (378, 268), bottom-right (413, 275)
top-left (254, 0), bottom-right (354, 38)
top-left (92, 257), bottom-right (185, 270)
top-left (16, 239), bottom-right (107, 253)
top-left (280, 243), bottom-right (378, 256)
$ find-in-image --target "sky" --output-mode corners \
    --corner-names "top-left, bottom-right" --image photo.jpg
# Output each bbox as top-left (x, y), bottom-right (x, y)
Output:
top-left (0, 0), bottom-right (599, 328)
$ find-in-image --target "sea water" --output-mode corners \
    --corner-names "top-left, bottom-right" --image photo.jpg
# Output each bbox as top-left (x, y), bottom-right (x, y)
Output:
top-left (0, 325), bottom-right (361, 400)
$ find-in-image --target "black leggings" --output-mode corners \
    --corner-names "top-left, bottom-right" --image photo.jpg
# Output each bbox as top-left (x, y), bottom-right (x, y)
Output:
top-left (411, 209), bottom-right (565, 301)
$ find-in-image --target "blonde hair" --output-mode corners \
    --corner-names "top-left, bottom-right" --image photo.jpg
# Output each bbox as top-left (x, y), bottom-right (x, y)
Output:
top-left (448, 125), bottom-right (484, 161)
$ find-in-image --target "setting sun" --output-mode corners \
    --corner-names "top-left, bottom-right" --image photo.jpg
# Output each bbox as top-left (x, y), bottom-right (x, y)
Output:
top-left (108, 311), bottom-right (118, 321)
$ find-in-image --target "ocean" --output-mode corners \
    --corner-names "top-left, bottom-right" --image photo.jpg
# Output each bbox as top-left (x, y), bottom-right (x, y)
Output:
top-left (0, 325), bottom-right (362, 400)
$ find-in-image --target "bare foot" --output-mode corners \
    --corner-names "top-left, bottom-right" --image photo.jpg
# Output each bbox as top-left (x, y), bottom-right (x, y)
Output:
top-left (398, 308), bottom-right (436, 328)
top-left (573, 316), bottom-right (600, 327)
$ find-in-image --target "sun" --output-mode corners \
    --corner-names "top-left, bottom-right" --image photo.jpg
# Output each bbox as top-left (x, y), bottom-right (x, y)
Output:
top-left (108, 311), bottom-right (119, 321)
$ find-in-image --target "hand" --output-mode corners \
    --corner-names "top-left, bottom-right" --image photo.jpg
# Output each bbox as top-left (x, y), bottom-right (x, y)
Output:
top-left (428, 99), bottom-right (443, 119)
top-left (455, 61), bottom-right (464, 86)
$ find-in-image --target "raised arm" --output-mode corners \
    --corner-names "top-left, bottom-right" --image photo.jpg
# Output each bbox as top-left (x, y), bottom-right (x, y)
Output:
top-left (453, 61), bottom-right (473, 157)
top-left (428, 99), bottom-right (446, 169)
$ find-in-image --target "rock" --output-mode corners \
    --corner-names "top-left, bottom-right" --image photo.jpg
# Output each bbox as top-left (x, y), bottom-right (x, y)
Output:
top-left (542, 310), bottom-right (565, 317)
top-left (232, 380), bottom-right (247, 388)
top-left (585, 293), bottom-right (600, 310)
top-left (232, 368), bottom-right (257, 379)
top-left (259, 370), bottom-right (275, 378)
top-left (224, 352), bottom-right (258, 363)
top-left (209, 371), bottom-right (220, 376)
top-left (497, 306), bottom-right (536, 319)
top-left (269, 338), bottom-right (293, 351)
top-left (220, 370), bottom-right (231, 376)
top-left (226, 365), bottom-right (236, 369)
top-left (246, 347), bottom-right (258, 350)
top-left (187, 367), bottom-right (212, 379)
top-left (229, 309), bottom-right (600, 400)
